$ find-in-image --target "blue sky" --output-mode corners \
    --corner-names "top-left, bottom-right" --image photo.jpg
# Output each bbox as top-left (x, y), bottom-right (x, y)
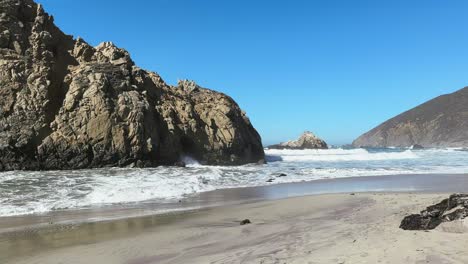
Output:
top-left (38, 0), bottom-right (468, 145)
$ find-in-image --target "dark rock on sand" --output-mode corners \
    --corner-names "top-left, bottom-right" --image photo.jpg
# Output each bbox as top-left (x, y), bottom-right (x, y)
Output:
top-left (353, 87), bottom-right (468, 148)
top-left (400, 194), bottom-right (468, 230)
top-left (0, 0), bottom-right (264, 170)
top-left (268, 131), bottom-right (328, 150)
top-left (240, 219), bottom-right (251, 225)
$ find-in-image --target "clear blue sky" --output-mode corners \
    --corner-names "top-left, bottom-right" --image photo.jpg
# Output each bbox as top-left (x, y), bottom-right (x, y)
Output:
top-left (38, 0), bottom-right (468, 145)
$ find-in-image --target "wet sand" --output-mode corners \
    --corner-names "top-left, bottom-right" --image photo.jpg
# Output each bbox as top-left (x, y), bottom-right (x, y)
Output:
top-left (2, 173), bottom-right (468, 233)
top-left (1, 174), bottom-right (468, 263)
top-left (3, 193), bottom-right (468, 264)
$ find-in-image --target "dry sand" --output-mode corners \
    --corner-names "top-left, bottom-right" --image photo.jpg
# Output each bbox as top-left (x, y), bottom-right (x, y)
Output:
top-left (2, 192), bottom-right (468, 264)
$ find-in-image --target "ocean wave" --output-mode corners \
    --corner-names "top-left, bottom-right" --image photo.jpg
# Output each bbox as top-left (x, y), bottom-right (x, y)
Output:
top-left (265, 148), bottom-right (419, 162)
top-left (1, 148), bottom-right (468, 217)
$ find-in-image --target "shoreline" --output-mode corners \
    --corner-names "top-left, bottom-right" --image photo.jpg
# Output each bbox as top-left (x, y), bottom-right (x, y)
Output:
top-left (2, 173), bottom-right (468, 263)
top-left (2, 192), bottom-right (468, 263)
top-left (0, 174), bottom-right (468, 264)
top-left (1, 173), bottom-right (467, 233)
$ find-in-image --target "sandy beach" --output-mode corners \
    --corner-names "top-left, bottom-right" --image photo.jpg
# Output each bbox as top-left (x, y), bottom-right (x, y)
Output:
top-left (2, 190), bottom-right (468, 264)
top-left (2, 0), bottom-right (468, 263)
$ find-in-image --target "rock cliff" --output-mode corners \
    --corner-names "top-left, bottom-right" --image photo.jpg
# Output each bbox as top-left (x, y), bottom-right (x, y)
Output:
top-left (0, 0), bottom-right (264, 170)
top-left (268, 131), bottom-right (328, 150)
top-left (353, 87), bottom-right (468, 148)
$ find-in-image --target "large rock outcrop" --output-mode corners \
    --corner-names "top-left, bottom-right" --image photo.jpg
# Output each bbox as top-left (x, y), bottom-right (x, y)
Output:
top-left (268, 131), bottom-right (328, 150)
top-left (0, 0), bottom-right (264, 170)
top-left (353, 87), bottom-right (468, 148)
top-left (400, 194), bottom-right (468, 230)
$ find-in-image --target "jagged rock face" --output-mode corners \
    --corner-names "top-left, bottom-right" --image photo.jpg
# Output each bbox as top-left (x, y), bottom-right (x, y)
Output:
top-left (268, 131), bottom-right (328, 150)
top-left (353, 87), bottom-right (468, 148)
top-left (0, 0), bottom-right (264, 170)
top-left (400, 194), bottom-right (468, 230)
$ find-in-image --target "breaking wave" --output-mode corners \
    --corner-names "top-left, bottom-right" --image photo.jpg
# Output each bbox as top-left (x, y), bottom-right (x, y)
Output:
top-left (265, 148), bottom-right (418, 162)
top-left (1, 147), bottom-right (467, 217)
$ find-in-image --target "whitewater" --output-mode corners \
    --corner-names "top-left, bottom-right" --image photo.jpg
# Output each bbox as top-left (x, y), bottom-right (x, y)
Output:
top-left (1, 147), bottom-right (467, 217)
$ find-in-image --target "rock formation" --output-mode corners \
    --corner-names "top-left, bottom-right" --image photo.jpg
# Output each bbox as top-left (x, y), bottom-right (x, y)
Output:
top-left (268, 131), bottom-right (328, 150)
top-left (0, 0), bottom-right (264, 170)
top-left (353, 87), bottom-right (468, 148)
top-left (400, 194), bottom-right (468, 230)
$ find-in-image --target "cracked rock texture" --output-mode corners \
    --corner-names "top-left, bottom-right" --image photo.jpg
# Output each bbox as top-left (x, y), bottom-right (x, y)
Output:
top-left (400, 194), bottom-right (468, 230)
top-left (0, 0), bottom-right (264, 170)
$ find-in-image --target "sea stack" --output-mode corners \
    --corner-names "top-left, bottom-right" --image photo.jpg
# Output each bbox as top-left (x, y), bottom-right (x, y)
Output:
top-left (353, 87), bottom-right (468, 148)
top-left (0, 0), bottom-right (265, 170)
top-left (268, 131), bottom-right (328, 150)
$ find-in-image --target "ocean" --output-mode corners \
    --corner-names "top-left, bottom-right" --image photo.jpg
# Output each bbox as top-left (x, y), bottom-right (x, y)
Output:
top-left (1, 147), bottom-right (467, 217)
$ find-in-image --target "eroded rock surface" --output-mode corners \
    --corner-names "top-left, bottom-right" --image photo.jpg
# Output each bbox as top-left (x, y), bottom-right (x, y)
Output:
top-left (0, 0), bottom-right (264, 170)
top-left (268, 131), bottom-right (328, 150)
top-left (400, 194), bottom-right (468, 230)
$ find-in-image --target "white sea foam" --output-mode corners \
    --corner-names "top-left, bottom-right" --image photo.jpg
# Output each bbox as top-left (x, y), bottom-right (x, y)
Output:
top-left (265, 148), bottom-right (419, 162)
top-left (1, 148), bottom-right (468, 217)
top-left (83, 168), bottom-right (219, 206)
top-left (181, 155), bottom-right (201, 167)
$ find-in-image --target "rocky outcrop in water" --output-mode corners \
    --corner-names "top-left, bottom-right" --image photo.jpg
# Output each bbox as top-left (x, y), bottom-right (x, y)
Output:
top-left (268, 131), bottom-right (328, 150)
top-left (400, 194), bottom-right (468, 230)
top-left (353, 87), bottom-right (468, 148)
top-left (0, 0), bottom-right (264, 170)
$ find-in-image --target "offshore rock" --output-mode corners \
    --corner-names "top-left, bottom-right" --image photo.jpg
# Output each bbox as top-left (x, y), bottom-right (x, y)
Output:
top-left (268, 131), bottom-right (328, 150)
top-left (0, 0), bottom-right (264, 170)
